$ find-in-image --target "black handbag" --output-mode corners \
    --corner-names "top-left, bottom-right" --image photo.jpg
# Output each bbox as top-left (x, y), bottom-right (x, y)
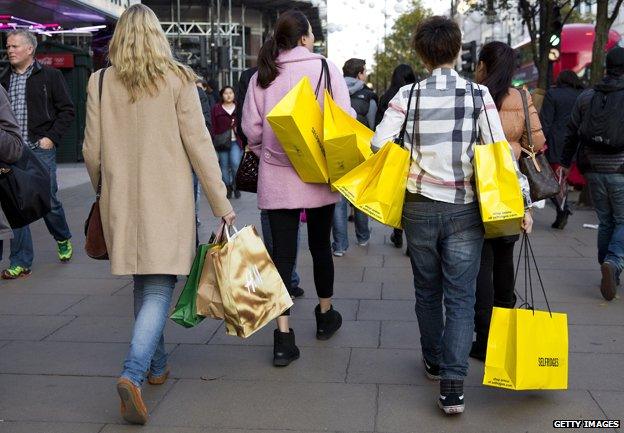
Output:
top-left (0, 145), bottom-right (51, 228)
top-left (212, 130), bottom-right (232, 152)
top-left (518, 89), bottom-right (559, 202)
top-left (235, 148), bottom-right (259, 193)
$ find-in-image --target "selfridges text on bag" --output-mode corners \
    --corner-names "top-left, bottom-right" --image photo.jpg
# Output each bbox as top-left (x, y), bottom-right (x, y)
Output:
top-left (332, 83), bottom-right (417, 229)
top-left (266, 60), bottom-right (334, 183)
top-left (483, 233), bottom-right (568, 390)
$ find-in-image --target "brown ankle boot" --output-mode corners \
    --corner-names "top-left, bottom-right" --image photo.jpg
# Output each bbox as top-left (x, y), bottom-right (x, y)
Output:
top-left (148, 367), bottom-right (170, 385)
top-left (117, 378), bottom-right (148, 425)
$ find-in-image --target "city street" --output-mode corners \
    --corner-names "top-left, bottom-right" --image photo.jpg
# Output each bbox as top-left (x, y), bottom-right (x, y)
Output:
top-left (0, 167), bottom-right (622, 433)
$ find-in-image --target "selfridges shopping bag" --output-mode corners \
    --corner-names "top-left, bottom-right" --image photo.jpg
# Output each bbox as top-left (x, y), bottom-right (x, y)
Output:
top-left (332, 83), bottom-right (418, 229)
top-left (211, 225), bottom-right (293, 338)
top-left (483, 234), bottom-right (568, 390)
top-left (323, 89), bottom-right (373, 185)
top-left (473, 89), bottom-right (524, 239)
top-left (266, 76), bottom-right (328, 183)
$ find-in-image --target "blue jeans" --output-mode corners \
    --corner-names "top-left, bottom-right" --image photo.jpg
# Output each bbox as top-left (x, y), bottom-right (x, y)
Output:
top-left (217, 142), bottom-right (242, 187)
top-left (8, 147), bottom-right (71, 268)
top-left (260, 209), bottom-right (300, 288)
top-left (332, 196), bottom-right (370, 252)
top-left (122, 274), bottom-right (177, 387)
top-left (402, 199), bottom-right (484, 380)
top-left (586, 172), bottom-right (624, 274)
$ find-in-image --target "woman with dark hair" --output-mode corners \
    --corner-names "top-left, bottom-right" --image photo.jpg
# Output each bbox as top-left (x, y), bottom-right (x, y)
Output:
top-left (374, 64), bottom-right (417, 250)
top-left (211, 85), bottom-right (242, 199)
top-left (242, 9), bottom-right (353, 367)
top-left (540, 69), bottom-right (586, 229)
top-left (470, 41), bottom-right (545, 361)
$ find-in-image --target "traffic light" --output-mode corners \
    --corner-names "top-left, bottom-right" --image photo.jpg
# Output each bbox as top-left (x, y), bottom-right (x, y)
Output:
top-left (549, 5), bottom-right (562, 61)
top-left (461, 41), bottom-right (477, 74)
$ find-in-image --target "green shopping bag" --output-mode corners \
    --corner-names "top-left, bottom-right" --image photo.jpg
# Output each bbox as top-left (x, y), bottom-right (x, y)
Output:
top-left (170, 244), bottom-right (211, 328)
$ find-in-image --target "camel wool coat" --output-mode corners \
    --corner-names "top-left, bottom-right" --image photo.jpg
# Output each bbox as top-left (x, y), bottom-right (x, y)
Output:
top-left (83, 68), bottom-right (232, 276)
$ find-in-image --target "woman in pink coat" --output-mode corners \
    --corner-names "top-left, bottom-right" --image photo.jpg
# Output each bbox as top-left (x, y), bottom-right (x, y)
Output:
top-left (242, 10), bottom-right (353, 367)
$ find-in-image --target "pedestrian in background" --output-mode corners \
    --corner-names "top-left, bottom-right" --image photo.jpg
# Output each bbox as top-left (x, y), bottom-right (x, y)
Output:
top-left (242, 9), bottom-right (351, 367)
top-left (374, 18), bottom-right (532, 415)
top-left (374, 63), bottom-right (416, 251)
top-left (560, 46), bottom-right (624, 302)
top-left (470, 41), bottom-right (545, 362)
top-left (540, 69), bottom-right (585, 229)
top-left (211, 86), bottom-right (242, 199)
top-left (331, 58), bottom-right (376, 257)
top-left (82, 4), bottom-right (235, 425)
top-left (0, 29), bottom-right (75, 279)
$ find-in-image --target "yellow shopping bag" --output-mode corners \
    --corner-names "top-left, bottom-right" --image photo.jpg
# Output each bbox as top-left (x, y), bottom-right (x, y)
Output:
top-left (333, 142), bottom-right (410, 229)
top-left (211, 225), bottom-right (293, 338)
top-left (483, 233), bottom-right (568, 390)
top-left (474, 140), bottom-right (524, 238)
top-left (323, 90), bottom-right (373, 185)
top-left (266, 76), bottom-right (328, 183)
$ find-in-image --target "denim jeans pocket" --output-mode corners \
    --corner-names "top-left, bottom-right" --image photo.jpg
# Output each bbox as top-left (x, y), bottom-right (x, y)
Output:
top-left (450, 210), bottom-right (484, 241)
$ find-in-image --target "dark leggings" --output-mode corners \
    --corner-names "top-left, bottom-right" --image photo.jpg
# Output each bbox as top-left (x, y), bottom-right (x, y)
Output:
top-left (474, 237), bottom-right (518, 346)
top-left (268, 204), bottom-right (335, 316)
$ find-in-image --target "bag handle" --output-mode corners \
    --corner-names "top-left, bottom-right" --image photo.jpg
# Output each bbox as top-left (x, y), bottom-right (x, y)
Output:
top-left (476, 84), bottom-right (495, 145)
top-left (513, 232), bottom-right (553, 317)
top-left (314, 58), bottom-right (332, 98)
top-left (96, 68), bottom-right (107, 198)
top-left (394, 82), bottom-right (418, 148)
top-left (519, 89), bottom-right (542, 172)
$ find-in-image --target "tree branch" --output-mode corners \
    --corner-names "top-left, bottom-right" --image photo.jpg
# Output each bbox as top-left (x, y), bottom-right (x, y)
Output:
top-left (562, 0), bottom-right (582, 24)
top-left (608, 0), bottom-right (624, 26)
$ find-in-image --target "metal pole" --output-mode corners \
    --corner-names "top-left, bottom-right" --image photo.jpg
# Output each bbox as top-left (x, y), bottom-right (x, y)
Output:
top-left (217, 0), bottom-right (222, 89)
top-left (228, 0), bottom-right (233, 85)
top-left (242, 4), bottom-right (246, 70)
top-left (176, 0), bottom-right (181, 48)
top-left (209, 0), bottom-right (214, 80)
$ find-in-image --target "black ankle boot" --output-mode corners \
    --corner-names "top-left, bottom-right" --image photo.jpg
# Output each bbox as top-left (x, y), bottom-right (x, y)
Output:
top-left (315, 304), bottom-right (342, 340)
top-left (226, 185), bottom-right (233, 199)
top-left (273, 328), bottom-right (300, 367)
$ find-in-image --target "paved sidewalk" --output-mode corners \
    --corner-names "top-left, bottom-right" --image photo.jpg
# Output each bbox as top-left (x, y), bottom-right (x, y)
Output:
top-left (0, 169), bottom-right (622, 433)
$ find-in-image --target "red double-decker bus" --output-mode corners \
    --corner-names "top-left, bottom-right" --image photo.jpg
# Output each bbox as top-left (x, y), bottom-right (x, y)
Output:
top-left (512, 23), bottom-right (622, 88)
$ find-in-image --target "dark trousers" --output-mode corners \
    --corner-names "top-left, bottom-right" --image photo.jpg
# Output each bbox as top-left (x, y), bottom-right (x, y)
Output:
top-left (267, 204), bottom-right (335, 316)
top-left (474, 237), bottom-right (518, 349)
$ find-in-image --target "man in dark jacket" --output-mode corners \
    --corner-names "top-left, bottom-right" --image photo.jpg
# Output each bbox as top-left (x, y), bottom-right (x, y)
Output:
top-left (0, 29), bottom-right (75, 279)
top-left (561, 47), bottom-right (624, 301)
top-left (0, 86), bottom-right (24, 247)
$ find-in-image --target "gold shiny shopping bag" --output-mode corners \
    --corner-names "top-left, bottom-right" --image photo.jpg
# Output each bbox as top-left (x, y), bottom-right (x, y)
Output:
top-left (211, 226), bottom-right (293, 338)
top-left (333, 142), bottom-right (410, 229)
top-left (266, 77), bottom-right (328, 183)
top-left (474, 140), bottom-right (524, 238)
top-left (323, 90), bottom-right (374, 185)
top-left (196, 243), bottom-right (225, 320)
top-left (483, 234), bottom-right (568, 390)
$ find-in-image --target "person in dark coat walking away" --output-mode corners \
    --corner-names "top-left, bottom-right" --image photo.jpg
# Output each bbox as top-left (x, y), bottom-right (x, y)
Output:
top-left (560, 47), bottom-right (624, 302)
top-left (540, 70), bottom-right (585, 229)
top-left (0, 29), bottom-right (75, 279)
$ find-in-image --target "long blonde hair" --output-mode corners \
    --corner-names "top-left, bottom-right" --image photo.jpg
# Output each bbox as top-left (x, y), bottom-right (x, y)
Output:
top-left (108, 4), bottom-right (196, 102)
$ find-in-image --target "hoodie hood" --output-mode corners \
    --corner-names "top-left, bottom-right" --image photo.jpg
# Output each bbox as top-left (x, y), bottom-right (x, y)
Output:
top-left (345, 76), bottom-right (365, 95)
top-left (595, 75), bottom-right (624, 93)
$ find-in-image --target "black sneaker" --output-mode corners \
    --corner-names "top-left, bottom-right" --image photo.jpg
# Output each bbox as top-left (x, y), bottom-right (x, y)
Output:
top-left (288, 286), bottom-right (305, 298)
top-left (601, 262), bottom-right (618, 301)
top-left (390, 229), bottom-right (403, 248)
top-left (423, 357), bottom-right (441, 381)
top-left (438, 379), bottom-right (465, 415)
top-left (551, 210), bottom-right (571, 230)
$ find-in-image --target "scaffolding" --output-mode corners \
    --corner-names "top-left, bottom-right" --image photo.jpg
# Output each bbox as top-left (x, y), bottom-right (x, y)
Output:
top-left (161, 0), bottom-right (247, 88)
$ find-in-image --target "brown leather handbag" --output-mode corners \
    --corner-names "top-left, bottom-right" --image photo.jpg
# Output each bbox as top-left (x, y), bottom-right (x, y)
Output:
top-left (235, 148), bottom-right (259, 193)
top-left (518, 89), bottom-right (559, 202)
top-left (84, 69), bottom-right (109, 260)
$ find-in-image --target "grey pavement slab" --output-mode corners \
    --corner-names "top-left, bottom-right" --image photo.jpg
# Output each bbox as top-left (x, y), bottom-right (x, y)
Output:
top-left (380, 321), bottom-right (421, 349)
top-left (288, 299), bottom-right (359, 321)
top-left (0, 341), bottom-right (171, 377)
top-left (534, 300), bottom-right (624, 326)
top-left (381, 281), bottom-right (415, 300)
top-left (0, 374), bottom-right (174, 424)
top-left (100, 427), bottom-right (345, 433)
top-left (63, 295), bottom-right (136, 317)
top-left (296, 265), bottom-right (366, 283)
top-left (0, 422), bottom-right (105, 433)
top-left (0, 315), bottom-right (75, 341)
top-left (377, 385), bottom-right (605, 433)
top-left (589, 390), bottom-right (624, 421)
top-left (0, 294), bottom-right (85, 315)
top-left (209, 318), bottom-right (381, 349)
top-left (298, 253), bottom-right (384, 268)
top-left (364, 268), bottom-right (413, 284)
top-left (569, 324), bottom-right (624, 353)
top-left (148, 379), bottom-right (377, 431)
top-left (44, 315), bottom-right (222, 344)
top-left (568, 352), bottom-right (624, 391)
top-left (358, 300), bottom-right (416, 322)
top-left (167, 344), bottom-right (350, 382)
top-left (1, 277), bottom-right (131, 296)
top-left (302, 281), bottom-right (382, 300)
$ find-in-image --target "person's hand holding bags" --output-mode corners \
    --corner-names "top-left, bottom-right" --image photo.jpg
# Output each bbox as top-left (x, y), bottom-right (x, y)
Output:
top-left (222, 210), bottom-right (236, 226)
top-left (522, 210), bottom-right (533, 234)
